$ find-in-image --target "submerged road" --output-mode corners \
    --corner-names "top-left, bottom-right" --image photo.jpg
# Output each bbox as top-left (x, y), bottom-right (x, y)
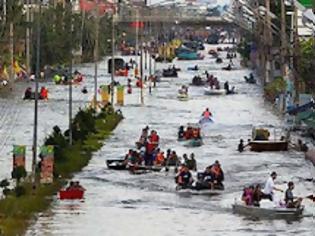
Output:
top-left (25, 44), bottom-right (314, 236)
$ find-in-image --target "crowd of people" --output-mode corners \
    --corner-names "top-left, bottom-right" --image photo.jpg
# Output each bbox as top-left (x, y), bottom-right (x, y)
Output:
top-left (178, 125), bottom-right (201, 140)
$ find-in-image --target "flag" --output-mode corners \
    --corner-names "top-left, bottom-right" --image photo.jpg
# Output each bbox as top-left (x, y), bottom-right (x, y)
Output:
top-left (13, 59), bottom-right (27, 79)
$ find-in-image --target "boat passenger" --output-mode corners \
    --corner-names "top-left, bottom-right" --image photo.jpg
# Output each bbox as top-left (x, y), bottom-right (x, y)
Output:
top-left (186, 153), bottom-right (197, 171)
top-left (202, 108), bottom-right (212, 119)
top-left (224, 81), bottom-right (230, 93)
top-left (74, 181), bottom-right (86, 191)
top-left (178, 126), bottom-right (185, 139)
top-left (81, 86), bottom-right (88, 94)
top-left (40, 86), bottom-right (48, 100)
top-left (185, 127), bottom-right (193, 139)
top-left (155, 151), bottom-right (165, 166)
top-left (242, 185), bottom-right (254, 206)
top-left (285, 181), bottom-right (302, 208)
top-left (262, 172), bottom-right (283, 201)
top-left (167, 151), bottom-right (179, 166)
top-left (252, 184), bottom-right (263, 207)
top-left (210, 160), bottom-right (224, 184)
top-left (238, 139), bottom-right (245, 152)
top-left (23, 87), bottom-right (33, 100)
top-left (66, 181), bottom-right (75, 191)
top-left (176, 164), bottom-right (193, 188)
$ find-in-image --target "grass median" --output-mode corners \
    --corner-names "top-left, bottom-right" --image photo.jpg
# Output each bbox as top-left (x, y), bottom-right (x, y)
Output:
top-left (0, 108), bottom-right (123, 236)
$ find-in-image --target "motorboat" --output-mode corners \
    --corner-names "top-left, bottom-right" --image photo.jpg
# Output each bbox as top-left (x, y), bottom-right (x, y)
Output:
top-left (204, 87), bottom-right (226, 96)
top-left (232, 202), bottom-right (304, 219)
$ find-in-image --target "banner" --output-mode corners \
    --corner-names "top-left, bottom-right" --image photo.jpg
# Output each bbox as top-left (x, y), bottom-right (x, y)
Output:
top-left (100, 85), bottom-right (110, 104)
top-left (40, 146), bottom-right (54, 184)
top-left (116, 85), bottom-right (124, 106)
top-left (79, 0), bottom-right (116, 15)
top-left (130, 21), bottom-right (144, 28)
top-left (13, 145), bottom-right (26, 170)
top-left (298, 0), bottom-right (313, 8)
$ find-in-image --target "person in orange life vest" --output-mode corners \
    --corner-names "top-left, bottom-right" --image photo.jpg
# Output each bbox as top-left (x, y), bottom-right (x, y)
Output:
top-left (202, 108), bottom-right (212, 118)
top-left (210, 160), bottom-right (224, 183)
top-left (185, 127), bottom-right (193, 139)
top-left (40, 86), bottom-right (48, 100)
top-left (149, 130), bottom-right (159, 148)
top-left (155, 151), bottom-right (165, 166)
top-left (192, 128), bottom-right (200, 139)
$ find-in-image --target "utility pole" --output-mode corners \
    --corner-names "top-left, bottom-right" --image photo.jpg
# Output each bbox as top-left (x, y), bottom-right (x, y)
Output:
top-left (135, 9), bottom-right (139, 73)
top-left (26, 0), bottom-right (31, 76)
top-left (68, 1), bottom-right (73, 146)
top-left (293, 4), bottom-right (300, 105)
top-left (280, 0), bottom-right (287, 77)
top-left (9, 22), bottom-right (14, 81)
top-left (140, 37), bottom-right (144, 105)
top-left (264, 0), bottom-right (272, 84)
top-left (32, 0), bottom-right (41, 188)
top-left (3, 0), bottom-right (6, 24)
top-left (111, 14), bottom-right (115, 105)
top-left (94, 5), bottom-right (100, 108)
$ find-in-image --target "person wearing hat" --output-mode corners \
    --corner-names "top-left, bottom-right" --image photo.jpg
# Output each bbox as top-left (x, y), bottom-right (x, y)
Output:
top-left (262, 172), bottom-right (283, 201)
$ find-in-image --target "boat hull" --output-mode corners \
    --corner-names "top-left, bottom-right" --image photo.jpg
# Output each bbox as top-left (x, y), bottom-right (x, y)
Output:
top-left (204, 88), bottom-right (226, 96)
top-left (249, 141), bottom-right (288, 152)
top-left (232, 203), bottom-right (304, 219)
top-left (179, 138), bottom-right (203, 147)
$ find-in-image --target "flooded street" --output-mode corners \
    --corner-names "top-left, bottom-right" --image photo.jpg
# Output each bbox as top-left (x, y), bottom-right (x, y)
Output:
top-left (25, 45), bottom-right (314, 236)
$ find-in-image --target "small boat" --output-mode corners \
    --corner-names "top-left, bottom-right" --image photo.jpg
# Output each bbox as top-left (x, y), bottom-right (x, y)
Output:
top-left (232, 202), bottom-right (304, 219)
top-left (244, 76), bottom-right (256, 84)
top-left (106, 159), bottom-right (126, 170)
top-left (248, 140), bottom-right (288, 152)
top-left (216, 58), bottom-right (223, 64)
top-left (191, 76), bottom-right (206, 86)
top-left (187, 66), bottom-right (199, 71)
top-left (248, 127), bottom-right (289, 152)
top-left (177, 93), bottom-right (189, 101)
top-left (222, 65), bottom-right (233, 71)
top-left (204, 87), bottom-right (226, 96)
top-left (180, 138), bottom-right (203, 147)
top-left (162, 69), bottom-right (178, 77)
top-left (199, 117), bottom-right (214, 125)
top-left (176, 182), bottom-right (224, 196)
top-left (59, 189), bottom-right (85, 200)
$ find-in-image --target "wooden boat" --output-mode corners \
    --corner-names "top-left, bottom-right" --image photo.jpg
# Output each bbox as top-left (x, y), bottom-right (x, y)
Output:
top-left (204, 87), bottom-right (226, 96)
top-left (59, 189), bottom-right (85, 200)
top-left (248, 140), bottom-right (288, 152)
top-left (232, 203), bottom-right (304, 219)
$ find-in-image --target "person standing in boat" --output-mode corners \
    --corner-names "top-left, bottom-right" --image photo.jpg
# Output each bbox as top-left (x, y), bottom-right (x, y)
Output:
top-left (262, 172), bottom-right (283, 201)
top-left (285, 182), bottom-right (302, 208)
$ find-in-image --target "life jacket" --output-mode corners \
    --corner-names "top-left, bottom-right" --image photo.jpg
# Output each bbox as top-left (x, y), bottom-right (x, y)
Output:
top-left (146, 143), bottom-right (155, 154)
top-left (203, 111), bottom-right (211, 118)
top-left (156, 153), bottom-right (165, 165)
top-left (211, 165), bottom-right (221, 177)
top-left (150, 134), bottom-right (159, 145)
